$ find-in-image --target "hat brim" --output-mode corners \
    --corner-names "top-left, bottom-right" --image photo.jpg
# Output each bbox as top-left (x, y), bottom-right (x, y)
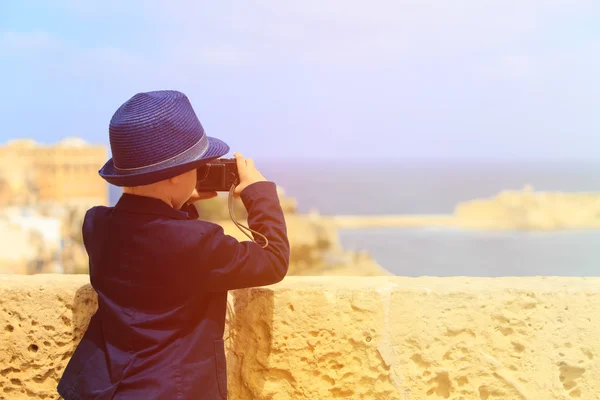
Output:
top-left (99, 136), bottom-right (230, 187)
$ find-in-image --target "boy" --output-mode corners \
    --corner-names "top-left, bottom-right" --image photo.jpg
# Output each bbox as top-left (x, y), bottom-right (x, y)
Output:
top-left (57, 90), bottom-right (290, 399)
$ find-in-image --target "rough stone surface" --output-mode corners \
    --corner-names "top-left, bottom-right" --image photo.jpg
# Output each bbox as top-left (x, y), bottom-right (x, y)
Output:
top-left (2, 275), bottom-right (600, 399)
top-left (228, 277), bottom-right (600, 399)
top-left (0, 274), bottom-right (96, 400)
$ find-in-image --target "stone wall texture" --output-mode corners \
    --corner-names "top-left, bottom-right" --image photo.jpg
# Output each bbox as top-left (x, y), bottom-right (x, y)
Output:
top-left (1, 274), bottom-right (599, 400)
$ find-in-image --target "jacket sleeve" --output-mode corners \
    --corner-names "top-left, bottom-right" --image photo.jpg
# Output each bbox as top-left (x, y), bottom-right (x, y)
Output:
top-left (200, 181), bottom-right (290, 291)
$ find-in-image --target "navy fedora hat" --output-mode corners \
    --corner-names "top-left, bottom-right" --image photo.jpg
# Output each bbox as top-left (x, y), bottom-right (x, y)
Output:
top-left (99, 90), bottom-right (230, 187)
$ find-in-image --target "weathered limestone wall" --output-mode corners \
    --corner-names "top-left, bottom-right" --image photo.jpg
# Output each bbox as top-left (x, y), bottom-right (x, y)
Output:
top-left (1, 275), bottom-right (599, 399)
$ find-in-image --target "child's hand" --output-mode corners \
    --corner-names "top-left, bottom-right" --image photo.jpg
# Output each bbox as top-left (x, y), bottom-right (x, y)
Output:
top-left (186, 189), bottom-right (218, 204)
top-left (233, 152), bottom-right (267, 197)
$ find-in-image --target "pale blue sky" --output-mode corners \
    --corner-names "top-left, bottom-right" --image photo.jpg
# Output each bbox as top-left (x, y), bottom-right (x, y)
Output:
top-left (1, 1), bottom-right (599, 161)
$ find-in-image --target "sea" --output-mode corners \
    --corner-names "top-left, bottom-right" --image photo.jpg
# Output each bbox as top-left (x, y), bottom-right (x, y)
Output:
top-left (109, 161), bottom-right (600, 277)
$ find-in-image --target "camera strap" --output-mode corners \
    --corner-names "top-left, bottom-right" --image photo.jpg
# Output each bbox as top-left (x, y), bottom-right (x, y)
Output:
top-left (228, 183), bottom-right (269, 248)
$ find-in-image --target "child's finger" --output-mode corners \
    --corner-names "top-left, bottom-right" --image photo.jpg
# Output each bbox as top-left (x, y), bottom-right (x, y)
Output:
top-left (245, 158), bottom-right (255, 169)
top-left (233, 185), bottom-right (243, 198)
top-left (234, 152), bottom-right (246, 177)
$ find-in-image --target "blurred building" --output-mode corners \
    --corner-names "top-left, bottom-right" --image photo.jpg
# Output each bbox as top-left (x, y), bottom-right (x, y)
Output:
top-left (0, 207), bottom-right (62, 274)
top-left (0, 137), bottom-right (108, 208)
top-left (0, 138), bottom-right (107, 274)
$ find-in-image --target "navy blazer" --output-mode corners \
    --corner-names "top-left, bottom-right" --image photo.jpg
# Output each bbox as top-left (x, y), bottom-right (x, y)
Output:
top-left (57, 181), bottom-right (290, 400)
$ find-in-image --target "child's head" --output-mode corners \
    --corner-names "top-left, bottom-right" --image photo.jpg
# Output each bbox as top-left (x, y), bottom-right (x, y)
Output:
top-left (97, 90), bottom-right (230, 204)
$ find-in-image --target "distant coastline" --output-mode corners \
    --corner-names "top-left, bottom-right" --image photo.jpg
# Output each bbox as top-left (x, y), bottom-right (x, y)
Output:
top-left (330, 186), bottom-right (600, 231)
top-left (330, 214), bottom-right (600, 231)
top-left (327, 214), bottom-right (457, 229)
top-left (112, 183), bottom-right (600, 232)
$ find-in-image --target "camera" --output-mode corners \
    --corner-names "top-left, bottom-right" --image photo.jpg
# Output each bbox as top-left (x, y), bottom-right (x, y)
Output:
top-left (196, 158), bottom-right (239, 192)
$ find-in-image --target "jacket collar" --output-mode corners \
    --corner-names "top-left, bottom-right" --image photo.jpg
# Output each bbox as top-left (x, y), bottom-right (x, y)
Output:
top-left (115, 193), bottom-right (192, 220)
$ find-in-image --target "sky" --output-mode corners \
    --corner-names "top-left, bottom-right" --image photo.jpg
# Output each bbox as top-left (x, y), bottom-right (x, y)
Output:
top-left (1, 0), bottom-right (599, 161)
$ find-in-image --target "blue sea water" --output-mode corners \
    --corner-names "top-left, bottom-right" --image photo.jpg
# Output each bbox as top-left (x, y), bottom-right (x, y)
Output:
top-left (109, 161), bottom-right (600, 277)
top-left (338, 228), bottom-right (600, 277)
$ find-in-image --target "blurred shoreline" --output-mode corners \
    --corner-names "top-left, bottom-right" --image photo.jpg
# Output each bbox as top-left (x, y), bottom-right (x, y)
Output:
top-left (325, 186), bottom-right (600, 232)
top-left (328, 214), bottom-right (457, 229)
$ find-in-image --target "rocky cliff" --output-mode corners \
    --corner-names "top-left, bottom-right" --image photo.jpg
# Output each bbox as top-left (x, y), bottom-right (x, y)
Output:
top-left (455, 185), bottom-right (600, 231)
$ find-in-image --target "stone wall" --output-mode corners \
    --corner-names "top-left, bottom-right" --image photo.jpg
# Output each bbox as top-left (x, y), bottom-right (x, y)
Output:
top-left (1, 275), bottom-right (599, 399)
